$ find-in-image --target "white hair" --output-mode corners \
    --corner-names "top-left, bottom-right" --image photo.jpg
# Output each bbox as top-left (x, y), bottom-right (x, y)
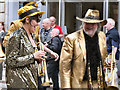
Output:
top-left (107, 18), bottom-right (115, 27)
top-left (49, 16), bottom-right (56, 22)
top-left (43, 18), bottom-right (51, 26)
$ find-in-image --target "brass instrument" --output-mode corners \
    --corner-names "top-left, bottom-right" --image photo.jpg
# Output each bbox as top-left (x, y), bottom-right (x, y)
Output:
top-left (97, 66), bottom-right (100, 88)
top-left (88, 61), bottom-right (105, 89)
top-left (37, 35), bottom-right (52, 87)
top-left (106, 46), bottom-right (119, 90)
top-left (88, 63), bottom-right (93, 90)
top-left (97, 61), bottom-right (104, 89)
top-left (105, 56), bottom-right (111, 83)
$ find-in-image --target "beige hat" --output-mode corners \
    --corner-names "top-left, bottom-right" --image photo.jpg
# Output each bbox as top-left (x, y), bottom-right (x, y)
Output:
top-left (76, 9), bottom-right (106, 26)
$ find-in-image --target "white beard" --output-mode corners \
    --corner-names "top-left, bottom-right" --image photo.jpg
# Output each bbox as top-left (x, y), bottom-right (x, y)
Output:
top-left (83, 28), bottom-right (97, 37)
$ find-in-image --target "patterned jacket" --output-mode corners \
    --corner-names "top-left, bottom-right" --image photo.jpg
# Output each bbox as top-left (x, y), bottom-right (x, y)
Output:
top-left (6, 27), bottom-right (38, 88)
top-left (3, 20), bottom-right (40, 47)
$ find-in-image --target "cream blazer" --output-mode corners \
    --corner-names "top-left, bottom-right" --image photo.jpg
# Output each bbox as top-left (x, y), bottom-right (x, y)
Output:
top-left (60, 29), bottom-right (107, 88)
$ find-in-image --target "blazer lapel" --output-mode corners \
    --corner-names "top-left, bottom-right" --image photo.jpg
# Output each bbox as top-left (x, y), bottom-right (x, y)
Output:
top-left (98, 32), bottom-right (104, 59)
top-left (78, 30), bottom-right (86, 62)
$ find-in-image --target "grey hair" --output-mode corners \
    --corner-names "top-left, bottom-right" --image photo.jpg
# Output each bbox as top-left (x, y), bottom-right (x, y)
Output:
top-left (82, 22), bottom-right (101, 33)
top-left (49, 16), bottom-right (56, 22)
top-left (107, 18), bottom-right (115, 27)
top-left (43, 18), bottom-right (51, 26)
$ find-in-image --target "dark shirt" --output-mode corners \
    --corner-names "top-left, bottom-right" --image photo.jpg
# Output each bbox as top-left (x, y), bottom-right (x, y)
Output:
top-left (106, 27), bottom-right (119, 60)
top-left (47, 36), bottom-right (62, 54)
top-left (83, 31), bottom-right (102, 81)
top-left (40, 27), bottom-right (52, 44)
top-left (46, 35), bottom-right (62, 89)
top-left (44, 30), bottom-right (49, 40)
top-left (47, 36), bottom-right (62, 61)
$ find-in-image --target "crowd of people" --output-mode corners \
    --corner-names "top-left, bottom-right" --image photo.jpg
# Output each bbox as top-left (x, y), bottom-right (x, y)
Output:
top-left (0, 1), bottom-right (119, 90)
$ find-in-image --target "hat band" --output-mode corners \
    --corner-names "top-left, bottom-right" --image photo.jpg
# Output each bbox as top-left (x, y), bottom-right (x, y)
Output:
top-left (28, 3), bottom-right (38, 7)
top-left (29, 4), bottom-right (36, 7)
top-left (20, 8), bottom-right (39, 19)
top-left (85, 15), bottom-right (99, 20)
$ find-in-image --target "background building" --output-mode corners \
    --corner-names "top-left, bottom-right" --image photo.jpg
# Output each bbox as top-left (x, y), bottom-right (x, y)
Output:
top-left (0, 0), bottom-right (119, 89)
top-left (0, 0), bottom-right (120, 35)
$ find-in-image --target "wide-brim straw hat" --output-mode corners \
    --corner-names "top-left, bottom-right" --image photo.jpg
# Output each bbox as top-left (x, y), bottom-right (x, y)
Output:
top-left (76, 9), bottom-right (107, 26)
top-left (18, 6), bottom-right (45, 22)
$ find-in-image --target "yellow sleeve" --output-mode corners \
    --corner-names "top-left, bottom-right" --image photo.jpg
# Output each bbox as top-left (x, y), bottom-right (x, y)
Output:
top-left (3, 20), bottom-right (22, 47)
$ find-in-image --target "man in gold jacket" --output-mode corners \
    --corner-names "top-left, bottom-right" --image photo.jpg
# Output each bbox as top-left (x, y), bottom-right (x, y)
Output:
top-left (2, 2), bottom-right (40, 47)
top-left (60, 9), bottom-right (107, 89)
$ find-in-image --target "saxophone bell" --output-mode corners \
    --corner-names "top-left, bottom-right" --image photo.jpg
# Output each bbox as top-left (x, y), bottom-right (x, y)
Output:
top-left (106, 46), bottom-right (119, 90)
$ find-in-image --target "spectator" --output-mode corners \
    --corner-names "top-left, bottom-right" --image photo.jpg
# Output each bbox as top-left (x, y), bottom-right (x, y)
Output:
top-left (104, 18), bottom-right (119, 60)
top-left (40, 18), bottom-right (52, 45)
top-left (104, 18), bottom-right (120, 85)
top-left (0, 22), bottom-right (6, 53)
top-left (49, 16), bottom-right (63, 38)
top-left (0, 22), bottom-right (5, 37)
top-left (46, 28), bottom-right (62, 89)
top-left (0, 21), bottom-right (6, 80)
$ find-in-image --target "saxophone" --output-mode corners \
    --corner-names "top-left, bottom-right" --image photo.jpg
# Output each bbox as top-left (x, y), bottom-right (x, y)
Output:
top-left (88, 63), bottom-right (93, 90)
top-left (97, 61), bottom-right (104, 89)
top-left (37, 34), bottom-right (52, 87)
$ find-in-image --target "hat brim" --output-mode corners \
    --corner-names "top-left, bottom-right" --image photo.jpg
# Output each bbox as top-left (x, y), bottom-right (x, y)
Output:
top-left (76, 17), bottom-right (107, 26)
top-left (19, 11), bottom-right (45, 22)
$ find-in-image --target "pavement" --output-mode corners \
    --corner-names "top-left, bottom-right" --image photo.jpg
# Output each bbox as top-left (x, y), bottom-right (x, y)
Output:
top-left (0, 60), bottom-right (120, 89)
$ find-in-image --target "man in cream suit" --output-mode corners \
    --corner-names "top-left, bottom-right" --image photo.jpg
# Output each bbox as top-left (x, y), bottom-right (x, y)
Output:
top-left (60, 9), bottom-right (107, 89)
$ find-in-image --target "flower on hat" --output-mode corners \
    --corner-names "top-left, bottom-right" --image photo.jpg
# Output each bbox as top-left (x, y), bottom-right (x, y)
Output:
top-left (18, 6), bottom-right (45, 22)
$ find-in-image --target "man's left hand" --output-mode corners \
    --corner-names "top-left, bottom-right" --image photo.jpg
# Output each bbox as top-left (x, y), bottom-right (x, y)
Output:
top-left (50, 51), bottom-right (59, 61)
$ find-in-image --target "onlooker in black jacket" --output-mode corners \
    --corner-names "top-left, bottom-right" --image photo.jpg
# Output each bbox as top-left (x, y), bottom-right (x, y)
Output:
top-left (104, 18), bottom-right (119, 60)
top-left (45, 28), bottom-right (62, 90)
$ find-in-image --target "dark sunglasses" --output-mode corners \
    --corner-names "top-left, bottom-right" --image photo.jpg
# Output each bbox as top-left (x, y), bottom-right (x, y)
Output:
top-left (31, 15), bottom-right (42, 23)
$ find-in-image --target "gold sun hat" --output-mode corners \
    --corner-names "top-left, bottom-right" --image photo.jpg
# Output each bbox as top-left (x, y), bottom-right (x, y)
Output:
top-left (24, 2), bottom-right (38, 7)
top-left (76, 9), bottom-right (107, 26)
top-left (18, 6), bottom-right (45, 22)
